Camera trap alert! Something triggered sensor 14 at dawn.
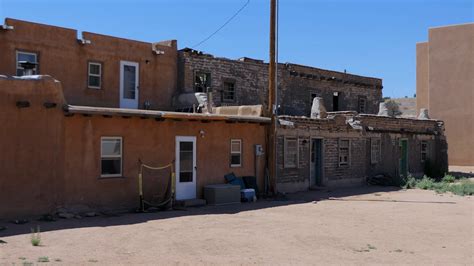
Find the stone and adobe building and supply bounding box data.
[416,23,474,166]
[0,18,448,217]
[177,48,383,115]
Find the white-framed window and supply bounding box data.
[101,137,122,177]
[223,81,236,102]
[88,62,102,89]
[230,139,242,167]
[284,137,298,168]
[371,138,381,164]
[16,51,38,76]
[421,140,428,163]
[338,139,350,166]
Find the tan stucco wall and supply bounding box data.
[416,42,429,111]
[416,23,474,166]
[0,76,66,218]
[0,77,266,218]
[0,18,177,110]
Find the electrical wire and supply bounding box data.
[191,0,250,48]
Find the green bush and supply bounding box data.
[442,174,456,183]
[30,226,41,246]
[415,176,435,190]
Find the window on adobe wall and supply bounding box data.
[223,80,236,102]
[333,92,339,111]
[88,62,102,89]
[421,141,429,163]
[16,51,38,76]
[284,137,298,168]
[195,71,211,93]
[371,138,381,164]
[230,139,242,167]
[338,139,350,166]
[358,96,367,113]
[101,137,123,177]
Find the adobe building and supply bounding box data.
[0,18,177,110]
[177,49,383,115]
[416,23,474,166]
[0,18,449,218]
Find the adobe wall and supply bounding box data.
[427,24,474,166]
[0,76,66,218]
[416,42,429,111]
[178,51,383,116]
[0,18,177,110]
[63,116,266,210]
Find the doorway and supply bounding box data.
[120,61,139,109]
[333,92,339,111]
[310,139,323,187]
[175,136,197,200]
[399,139,408,178]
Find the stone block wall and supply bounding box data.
[178,50,383,115]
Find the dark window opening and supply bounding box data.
[358,97,367,113]
[195,72,211,93]
[333,92,339,111]
[223,81,235,102]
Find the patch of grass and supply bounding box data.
[18,257,27,260]
[88,259,99,263]
[37,256,49,263]
[401,174,474,196]
[22,262,33,266]
[367,244,377,250]
[31,226,41,246]
[54,258,62,262]
[394,249,403,253]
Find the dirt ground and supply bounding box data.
[0,186,472,265]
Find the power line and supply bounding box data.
[191,0,250,49]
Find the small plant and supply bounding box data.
[37,256,49,263]
[442,174,456,183]
[367,244,377,250]
[402,174,418,189]
[54,258,62,262]
[88,259,99,263]
[30,226,41,246]
[415,176,435,190]
[22,262,33,266]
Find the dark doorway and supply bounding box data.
[310,139,323,187]
[333,92,339,111]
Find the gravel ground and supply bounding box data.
[0,186,472,265]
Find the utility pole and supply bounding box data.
[266,0,277,194]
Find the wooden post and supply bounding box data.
[266,0,277,194]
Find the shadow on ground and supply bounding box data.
[0,185,400,238]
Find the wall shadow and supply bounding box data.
[0,185,401,238]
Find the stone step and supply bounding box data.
[175,198,206,207]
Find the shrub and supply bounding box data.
[402,174,418,189]
[442,174,456,183]
[415,176,435,190]
[30,226,41,246]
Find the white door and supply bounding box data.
[175,136,197,200]
[120,61,139,109]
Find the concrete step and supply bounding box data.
[175,198,206,207]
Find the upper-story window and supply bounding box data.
[223,81,236,102]
[16,51,38,76]
[88,62,102,89]
[195,71,211,93]
[358,96,367,113]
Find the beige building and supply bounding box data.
[416,23,474,166]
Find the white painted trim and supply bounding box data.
[88,62,102,89]
[175,136,197,200]
[119,60,139,109]
[230,139,242,167]
[100,136,123,178]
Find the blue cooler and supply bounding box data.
[241,188,256,202]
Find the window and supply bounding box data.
[333,92,339,111]
[16,51,38,76]
[195,71,211,92]
[101,137,122,177]
[358,97,367,113]
[223,81,236,102]
[284,137,298,168]
[88,62,102,89]
[310,93,317,105]
[338,139,350,166]
[230,139,242,167]
[371,138,381,164]
[421,141,428,163]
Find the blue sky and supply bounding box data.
[1,0,472,98]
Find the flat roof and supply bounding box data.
[64,105,271,124]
